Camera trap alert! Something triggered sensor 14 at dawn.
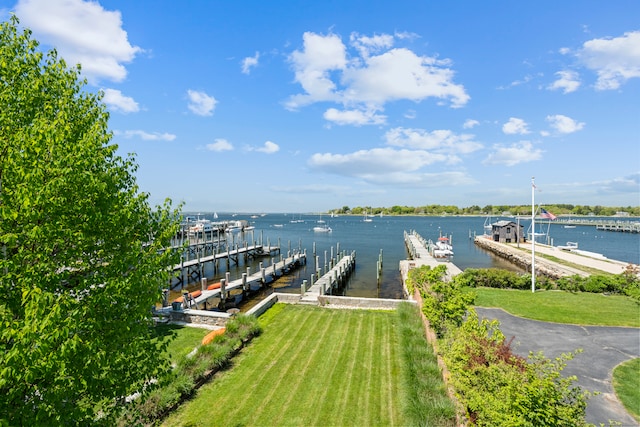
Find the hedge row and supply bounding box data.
[117,314,261,426]
[453,267,640,301]
[407,265,593,426]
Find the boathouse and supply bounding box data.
[490,220,525,243]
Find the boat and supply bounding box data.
[273,224,284,228]
[363,211,373,222]
[557,241,578,251]
[563,225,576,229]
[313,224,332,233]
[483,215,493,233]
[188,218,215,236]
[432,235,454,259]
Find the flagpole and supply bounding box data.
[531,177,536,293]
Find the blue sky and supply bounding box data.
[2,0,639,213]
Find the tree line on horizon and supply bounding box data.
[331,204,640,217]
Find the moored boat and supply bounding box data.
[313,224,332,233]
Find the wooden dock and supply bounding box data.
[554,218,640,233]
[170,241,281,288]
[174,251,307,310]
[400,230,462,284]
[301,250,357,303]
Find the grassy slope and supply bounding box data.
[162,305,405,426]
[612,358,640,423]
[472,287,640,327]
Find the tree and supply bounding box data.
[0,17,179,425]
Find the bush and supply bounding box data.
[443,310,591,426]
[408,265,475,337]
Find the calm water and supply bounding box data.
[180,213,640,300]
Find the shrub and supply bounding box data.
[408,265,475,337]
[443,310,591,426]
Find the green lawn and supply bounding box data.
[472,287,640,327]
[162,304,451,427]
[613,358,640,423]
[153,324,210,361]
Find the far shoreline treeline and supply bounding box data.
[327,204,640,217]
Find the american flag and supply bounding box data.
[540,208,557,220]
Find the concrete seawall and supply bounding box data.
[474,235,631,277]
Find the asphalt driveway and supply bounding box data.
[475,307,640,426]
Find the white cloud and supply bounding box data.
[578,30,640,90]
[241,51,260,74]
[547,70,581,93]
[502,117,530,135]
[308,146,474,187]
[349,32,394,58]
[286,32,347,108]
[309,147,447,176]
[385,127,482,155]
[102,88,139,113]
[546,114,585,134]
[286,31,469,113]
[187,90,217,116]
[255,141,280,154]
[323,108,386,126]
[15,0,141,83]
[206,138,233,152]
[483,141,543,166]
[463,119,479,129]
[117,130,176,141]
[342,47,469,107]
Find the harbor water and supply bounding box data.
[177,213,640,300]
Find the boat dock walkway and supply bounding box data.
[400,230,462,284]
[171,243,280,288]
[554,218,640,233]
[301,250,357,303]
[175,251,307,310]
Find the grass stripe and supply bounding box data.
[162,304,452,427]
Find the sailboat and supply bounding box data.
[363,211,373,222]
[483,215,492,233]
[313,223,332,233]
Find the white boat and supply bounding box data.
[432,235,454,258]
[558,241,578,251]
[313,224,332,233]
[563,225,576,229]
[188,218,215,236]
[363,211,373,222]
[273,224,284,228]
[483,215,493,232]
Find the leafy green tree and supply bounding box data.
[0,17,179,425]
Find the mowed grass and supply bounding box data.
[472,287,640,327]
[163,304,408,426]
[153,324,211,361]
[613,358,640,423]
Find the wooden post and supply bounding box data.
[219,278,226,308]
